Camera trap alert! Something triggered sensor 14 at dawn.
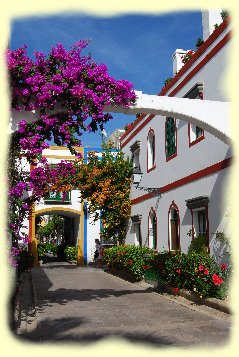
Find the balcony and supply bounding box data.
[44,191,71,204]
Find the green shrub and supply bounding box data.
[64,246,78,261]
[17,248,35,276]
[103,244,231,299]
[103,245,155,281]
[45,242,58,255]
[188,235,208,255]
[221,10,229,21]
[37,243,47,260]
[145,250,177,284]
[57,243,67,260]
[196,38,204,48]
[148,250,231,299]
[51,244,58,256]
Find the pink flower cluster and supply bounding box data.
[29,160,77,197]
[8,41,136,266]
[8,41,136,159]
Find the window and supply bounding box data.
[130,140,141,170]
[148,209,157,250]
[132,150,140,170]
[131,215,142,247]
[186,196,209,243]
[165,117,177,160]
[196,126,204,139]
[147,129,156,171]
[189,208,207,238]
[168,202,180,251]
[189,123,204,144]
[134,223,142,247]
[198,210,207,235]
[184,83,204,146]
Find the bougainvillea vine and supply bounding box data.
[7,41,136,266]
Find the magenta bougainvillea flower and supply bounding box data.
[8,41,136,265]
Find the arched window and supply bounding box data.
[148,208,157,250]
[168,202,180,251]
[147,129,156,171]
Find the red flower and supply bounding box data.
[147,265,151,270]
[176,269,181,274]
[198,265,204,271]
[173,287,180,293]
[143,265,147,270]
[212,274,224,286]
[221,263,227,271]
[204,269,209,275]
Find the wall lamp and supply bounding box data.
[131,167,161,194]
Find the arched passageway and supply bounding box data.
[31,207,83,266]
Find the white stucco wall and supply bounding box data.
[202,9,223,41]
[127,167,230,260]
[35,189,81,213]
[85,208,101,263]
[121,16,232,264]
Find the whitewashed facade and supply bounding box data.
[121,11,232,264]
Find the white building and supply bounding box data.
[28,146,85,265]
[120,10,232,264]
[30,146,118,265]
[107,128,125,149]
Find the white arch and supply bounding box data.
[104,91,231,145]
[10,91,231,144]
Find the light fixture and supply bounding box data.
[131,167,143,186]
[131,167,161,194]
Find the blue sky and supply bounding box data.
[10,11,202,147]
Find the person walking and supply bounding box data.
[93,239,102,267]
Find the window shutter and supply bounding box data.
[166,117,176,157]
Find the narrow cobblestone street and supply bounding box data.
[15,259,232,347]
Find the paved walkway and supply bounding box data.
[16,259,232,347]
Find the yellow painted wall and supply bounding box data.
[31,145,85,266]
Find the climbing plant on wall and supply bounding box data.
[29,144,133,245]
[75,144,133,244]
[7,41,136,265]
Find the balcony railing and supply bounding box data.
[44,191,71,203]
